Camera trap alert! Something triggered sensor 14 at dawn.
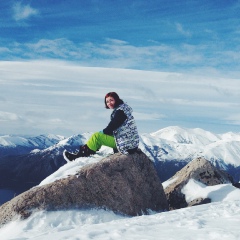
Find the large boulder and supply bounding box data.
[164,157,233,210]
[0,151,169,226]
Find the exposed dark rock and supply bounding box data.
[232,182,240,189]
[0,152,169,226]
[188,197,211,207]
[164,157,233,210]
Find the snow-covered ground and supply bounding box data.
[1,200,240,240]
[1,153,240,240]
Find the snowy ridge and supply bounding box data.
[141,126,240,166]
[56,132,93,148]
[1,126,240,167]
[150,126,220,145]
[39,133,92,153]
[0,134,65,148]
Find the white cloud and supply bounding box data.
[220,50,240,61]
[225,114,240,125]
[0,111,19,121]
[169,98,238,108]
[1,37,240,74]
[134,112,165,121]
[175,23,192,37]
[8,38,202,69]
[0,60,239,135]
[13,2,39,21]
[105,38,128,45]
[0,47,11,54]
[25,39,81,59]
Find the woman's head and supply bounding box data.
[104,92,123,109]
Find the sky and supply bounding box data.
[1,153,240,239]
[0,0,240,136]
[1,0,240,73]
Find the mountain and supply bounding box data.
[0,133,93,186]
[0,133,91,204]
[140,126,240,182]
[0,134,65,157]
[0,126,240,205]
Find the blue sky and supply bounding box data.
[1,0,240,73]
[0,1,240,136]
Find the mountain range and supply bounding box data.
[0,126,240,205]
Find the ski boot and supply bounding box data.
[63,144,95,162]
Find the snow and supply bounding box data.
[0,135,30,147]
[203,140,240,166]
[39,146,114,186]
[1,200,240,240]
[150,126,220,145]
[162,177,178,189]
[1,151,240,239]
[141,126,240,166]
[182,179,240,203]
[1,126,240,239]
[1,126,240,167]
[0,134,65,148]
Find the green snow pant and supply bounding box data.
[86,132,117,152]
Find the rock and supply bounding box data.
[164,157,233,210]
[0,151,169,226]
[188,197,211,207]
[232,182,240,189]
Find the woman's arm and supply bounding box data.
[103,110,127,135]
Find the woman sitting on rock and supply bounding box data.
[63,92,140,161]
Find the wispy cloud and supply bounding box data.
[0,47,11,54]
[26,39,78,58]
[13,2,39,21]
[225,114,240,126]
[0,111,19,121]
[175,23,192,37]
[0,38,211,71]
[134,112,166,121]
[0,60,239,135]
[1,35,240,74]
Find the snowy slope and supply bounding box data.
[0,134,65,148]
[1,200,240,240]
[0,134,66,157]
[151,126,220,145]
[1,126,240,167]
[141,126,240,167]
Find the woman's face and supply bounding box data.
[106,96,116,109]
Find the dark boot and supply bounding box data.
[63,150,79,162]
[113,148,119,154]
[78,144,96,157]
[63,144,95,162]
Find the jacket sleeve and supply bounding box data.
[103,110,127,135]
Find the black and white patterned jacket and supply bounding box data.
[109,103,139,154]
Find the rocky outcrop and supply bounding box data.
[0,151,169,226]
[164,157,233,210]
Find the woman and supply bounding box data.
[63,92,140,161]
